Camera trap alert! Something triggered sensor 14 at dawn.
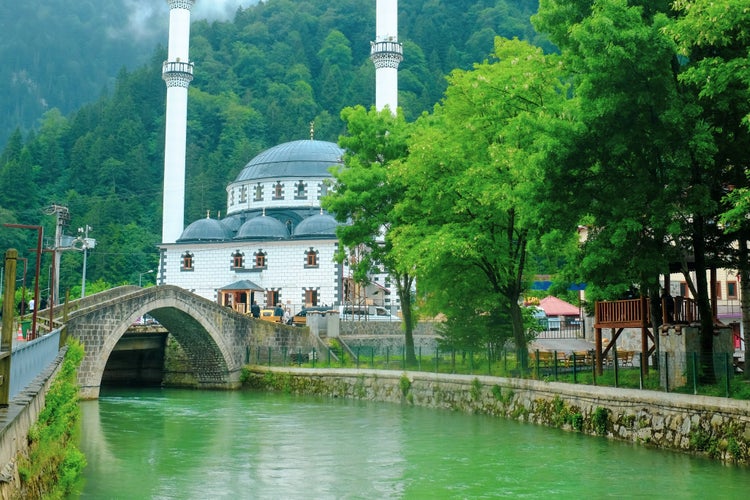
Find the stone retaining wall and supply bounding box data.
[0,347,68,497]
[246,367,750,464]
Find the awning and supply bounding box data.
[219,280,264,292]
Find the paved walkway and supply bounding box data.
[530,338,595,353]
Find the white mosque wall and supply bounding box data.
[161,239,340,312]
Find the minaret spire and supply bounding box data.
[161,0,195,244]
[371,0,402,114]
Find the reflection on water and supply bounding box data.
[74,388,749,499]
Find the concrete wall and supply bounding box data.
[0,347,67,497]
[246,367,750,464]
[660,326,735,389]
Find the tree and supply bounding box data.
[392,38,570,364]
[534,0,730,381]
[670,0,750,378]
[323,105,418,364]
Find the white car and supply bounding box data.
[338,305,401,322]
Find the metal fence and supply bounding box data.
[10,328,61,399]
[249,342,746,399]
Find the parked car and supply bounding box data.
[259,309,281,323]
[339,305,401,322]
[292,306,334,326]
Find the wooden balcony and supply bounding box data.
[594,298,646,329]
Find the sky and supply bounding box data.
[120,0,262,41]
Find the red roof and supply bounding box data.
[539,296,580,317]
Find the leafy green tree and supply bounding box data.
[535,0,734,380]
[670,0,750,378]
[323,106,418,364]
[392,38,570,364]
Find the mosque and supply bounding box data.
[156,0,402,316]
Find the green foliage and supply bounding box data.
[17,339,86,498]
[592,407,610,436]
[399,374,411,397]
[1,0,541,290]
[470,377,483,401]
[570,412,584,432]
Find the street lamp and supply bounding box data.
[75,226,95,298]
[139,270,154,287]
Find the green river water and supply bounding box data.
[73,388,748,499]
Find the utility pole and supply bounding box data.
[44,204,70,306]
[1,249,17,407]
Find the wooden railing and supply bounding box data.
[596,296,703,328]
[595,298,645,327]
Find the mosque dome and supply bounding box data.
[220,215,243,234]
[233,140,344,182]
[236,215,290,240]
[178,217,233,242]
[293,213,340,238]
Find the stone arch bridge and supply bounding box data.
[63,285,307,399]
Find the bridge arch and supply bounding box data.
[65,286,256,399]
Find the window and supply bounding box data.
[305,248,318,268]
[273,181,283,200]
[305,289,318,307]
[319,182,328,198]
[715,281,723,300]
[295,181,307,199]
[728,281,738,299]
[239,185,248,203]
[679,282,689,298]
[254,251,266,269]
[181,252,194,271]
[254,183,263,201]
[266,290,279,308]
[232,251,244,269]
[230,189,235,206]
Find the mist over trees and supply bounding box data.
[0,0,542,293]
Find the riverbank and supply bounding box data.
[244,366,750,465]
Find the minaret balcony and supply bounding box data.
[162,60,195,88]
[163,60,194,77]
[370,41,403,69]
[370,40,403,58]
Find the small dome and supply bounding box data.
[294,213,340,238]
[234,140,344,182]
[220,216,243,234]
[236,215,289,240]
[178,218,233,242]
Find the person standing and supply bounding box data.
[250,301,260,318]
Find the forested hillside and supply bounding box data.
[0,0,544,292]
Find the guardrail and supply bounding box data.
[10,329,61,399]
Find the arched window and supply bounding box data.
[319,182,328,198]
[254,183,263,201]
[305,248,318,268]
[239,185,248,203]
[181,252,194,271]
[273,181,283,200]
[232,250,244,269]
[254,250,267,269]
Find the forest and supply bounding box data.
[0,0,543,292]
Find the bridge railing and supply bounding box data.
[10,329,61,400]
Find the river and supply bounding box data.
[73,388,748,498]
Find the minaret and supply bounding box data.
[370,0,402,113]
[161,0,195,243]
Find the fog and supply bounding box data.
[117,0,262,42]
